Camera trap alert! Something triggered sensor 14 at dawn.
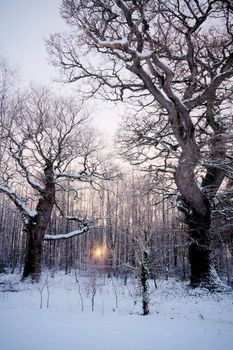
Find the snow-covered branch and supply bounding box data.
[93,35,153,60]
[55,170,117,182]
[13,153,45,193]
[0,183,37,218]
[44,226,90,240]
[184,68,233,109]
[66,215,90,224]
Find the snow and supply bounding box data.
[98,37,128,46]
[56,171,114,182]
[0,272,233,350]
[25,208,38,218]
[56,171,85,179]
[95,35,153,60]
[157,86,172,103]
[0,184,37,218]
[44,226,89,240]
[28,176,45,192]
[66,215,87,222]
[137,49,153,58]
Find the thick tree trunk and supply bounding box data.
[22,226,43,281]
[186,209,212,288]
[175,154,215,289]
[22,165,55,281]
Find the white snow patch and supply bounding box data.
[137,49,153,58]
[0,273,232,350]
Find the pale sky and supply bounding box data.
[0,0,120,137]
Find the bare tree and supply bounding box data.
[0,57,17,163]
[47,0,233,288]
[0,87,116,281]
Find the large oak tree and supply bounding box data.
[0,87,115,280]
[48,0,233,288]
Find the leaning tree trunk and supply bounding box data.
[22,165,55,281]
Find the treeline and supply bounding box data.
[1,173,232,282]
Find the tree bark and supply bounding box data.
[22,165,55,281]
[175,153,214,288]
[185,207,212,288]
[22,225,43,281]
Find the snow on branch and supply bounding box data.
[66,215,90,225]
[27,176,45,193]
[8,140,45,193]
[184,67,233,109]
[44,226,90,241]
[55,171,88,181]
[91,34,153,60]
[0,184,37,218]
[55,170,116,182]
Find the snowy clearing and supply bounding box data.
[0,272,233,350]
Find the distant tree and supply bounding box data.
[0,56,17,163]
[0,87,116,281]
[48,0,233,288]
[138,227,151,316]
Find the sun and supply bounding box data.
[93,246,106,260]
[95,247,102,258]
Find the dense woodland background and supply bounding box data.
[0,172,232,282]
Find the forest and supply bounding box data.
[0,1,233,349]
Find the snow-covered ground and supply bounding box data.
[0,271,233,350]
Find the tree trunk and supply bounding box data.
[175,155,214,289]
[186,208,212,288]
[22,164,55,281]
[22,226,43,281]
